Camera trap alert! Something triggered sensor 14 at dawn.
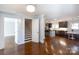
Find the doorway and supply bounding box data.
[25,18,40,43]
[4,17,17,54]
[25,19,32,42]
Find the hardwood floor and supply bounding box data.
[0,41,46,55]
[24,41,46,55]
[44,36,79,55]
[0,36,79,55]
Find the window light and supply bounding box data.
[71,23,79,30]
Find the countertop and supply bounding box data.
[50,28,68,31]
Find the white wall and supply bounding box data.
[39,15,45,43]
[0,16,4,49]
[15,18,25,44]
[32,15,45,43]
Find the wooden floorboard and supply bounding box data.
[0,36,79,55]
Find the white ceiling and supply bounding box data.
[0,4,79,20]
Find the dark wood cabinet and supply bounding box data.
[55,31,68,38]
[59,21,68,28]
[56,31,79,39]
[68,34,79,39]
[48,23,52,28]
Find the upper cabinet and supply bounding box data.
[59,21,68,28]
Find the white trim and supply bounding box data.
[32,39,39,43]
[16,41,25,45]
[0,46,4,49]
[40,40,44,44]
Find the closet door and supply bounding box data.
[32,18,39,42]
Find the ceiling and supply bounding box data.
[0,4,79,20]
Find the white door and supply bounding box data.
[32,18,39,42]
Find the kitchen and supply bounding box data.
[45,17,79,40]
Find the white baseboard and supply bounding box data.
[32,40,39,43]
[40,40,44,44]
[0,47,4,50]
[32,40,44,43]
[16,41,25,45]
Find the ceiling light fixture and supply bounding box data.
[26,5,35,13]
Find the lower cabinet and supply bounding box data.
[75,34,79,39]
[56,31,79,39]
[45,30,50,36]
[72,34,79,39]
[55,31,68,38]
[50,30,55,37]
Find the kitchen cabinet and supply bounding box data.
[50,30,55,37]
[55,31,68,38]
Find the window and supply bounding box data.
[4,17,17,36]
[51,23,59,29]
[71,23,79,30]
